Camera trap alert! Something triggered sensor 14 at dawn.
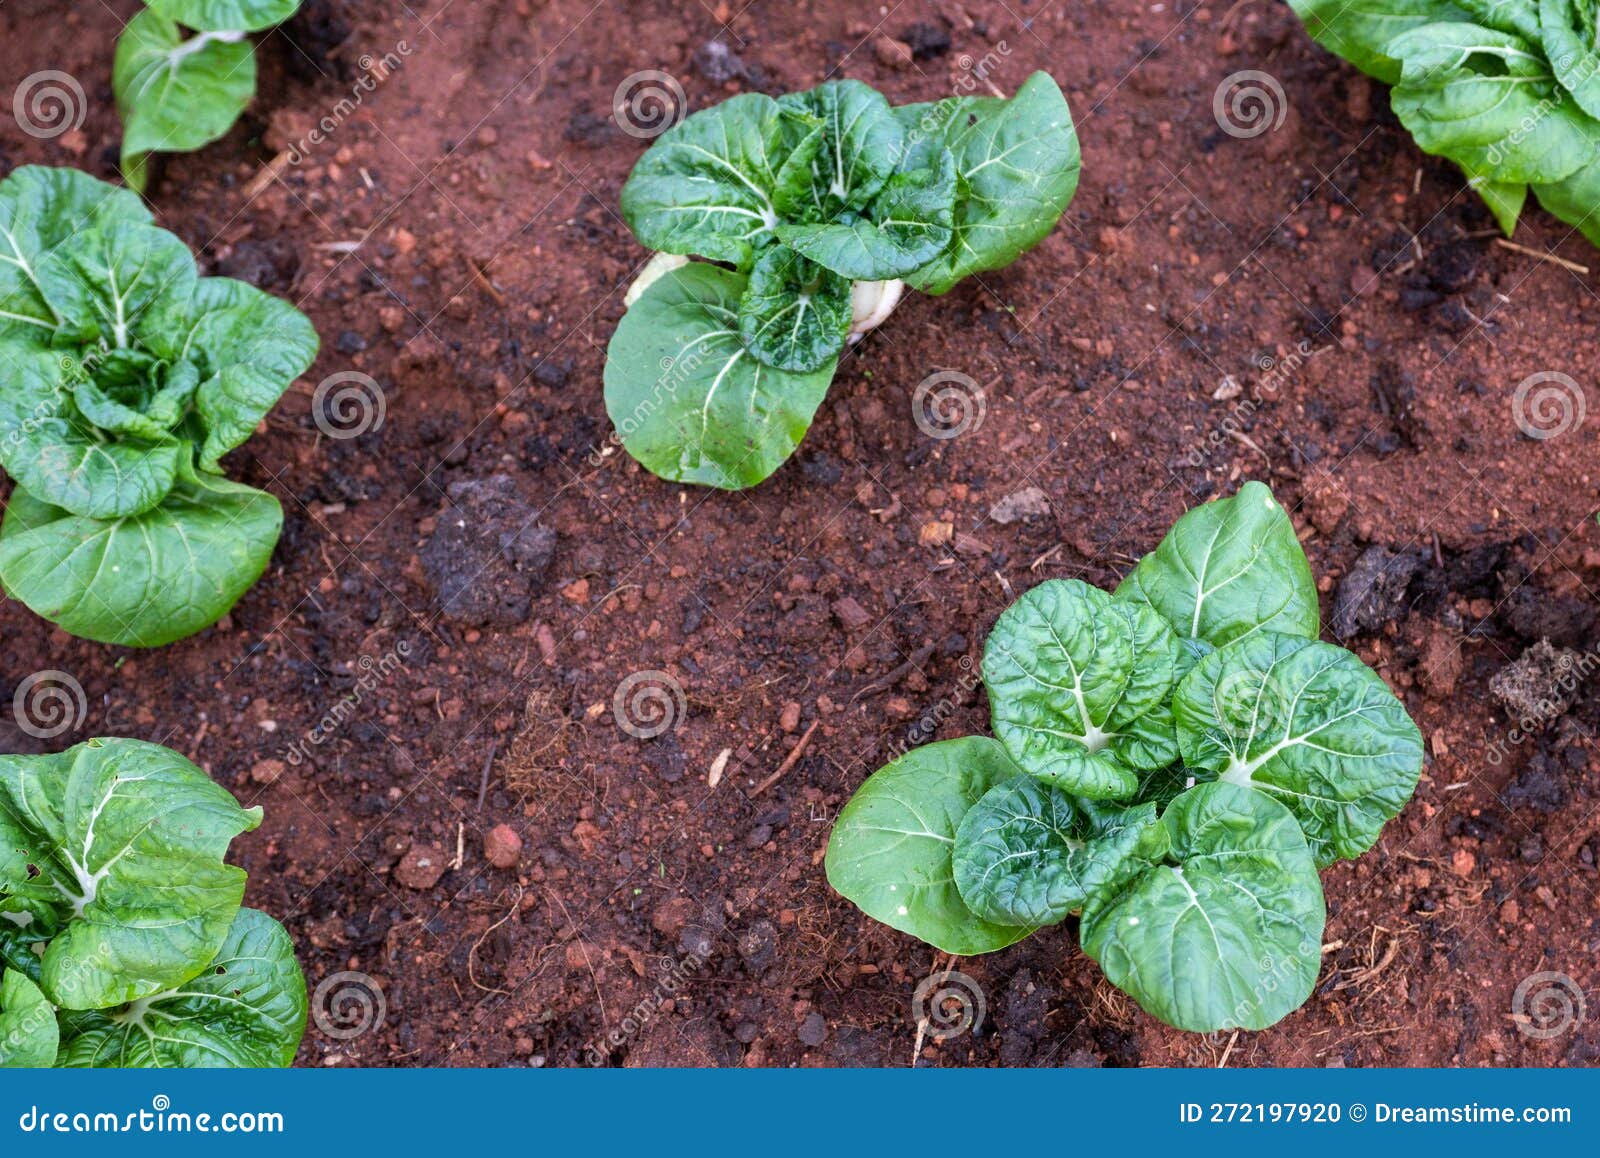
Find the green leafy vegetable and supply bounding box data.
[113,1,304,192]
[828,482,1423,1034]
[824,737,1036,955]
[1079,783,1326,1033]
[1172,632,1425,867]
[1,970,59,1068]
[1289,0,1600,246]
[608,73,1079,488]
[0,739,305,1069]
[0,165,317,646]
[1115,480,1320,647]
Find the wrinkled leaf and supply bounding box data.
[0,739,261,1011]
[114,11,257,193]
[0,341,184,519]
[0,167,151,338]
[825,737,1035,954]
[0,969,58,1068]
[984,578,1178,797]
[145,0,299,32]
[778,148,957,279]
[1115,480,1320,647]
[603,263,836,488]
[953,778,1163,926]
[72,356,200,441]
[1286,0,1468,84]
[620,95,821,268]
[1080,782,1327,1033]
[777,80,904,218]
[0,462,283,648]
[1540,0,1600,118]
[1173,632,1424,867]
[736,245,852,372]
[900,72,1081,295]
[1110,700,1181,771]
[57,908,306,1068]
[1458,0,1541,39]
[37,222,197,350]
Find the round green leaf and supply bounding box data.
[0,463,283,648]
[114,10,258,192]
[57,908,306,1068]
[1541,0,1600,119]
[1114,480,1320,647]
[736,245,851,373]
[953,779,1164,926]
[984,578,1176,797]
[603,262,836,489]
[0,969,59,1068]
[0,739,262,1011]
[1173,632,1424,867]
[777,80,904,218]
[1080,782,1327,1033]
[825,737,1036,955]
[146,0,300,32]
[1285,0,1468,85]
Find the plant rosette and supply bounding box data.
[114,1,305,192]
[825,481,1424,1033]
[0,738,306,1068]
[0,166,318,646]
[604,72,1081,489]
[1289,0,1600,247]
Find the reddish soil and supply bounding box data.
[2,0,1598,1068]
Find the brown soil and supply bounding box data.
[2,0,1598,1069]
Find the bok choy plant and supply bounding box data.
[114,0,306,192]
[0,738,307,1068]
[604,72,1080,489]
[0,166,319,647]
[825,482,1425,1033]
[1289,0,1600,246]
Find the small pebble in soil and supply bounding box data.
[484,824,523,869]
[797,1012,828,1047]
[396,844,447,889]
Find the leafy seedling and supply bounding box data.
[0,166,318,646]
[1289,0,1600,247]
[826,481,1424,1033]
[605,72,1080,489]
[114,1,304,192]
[0,738,307,1069]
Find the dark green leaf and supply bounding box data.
[1540,0,1600,118]
[736,245,851,372]
[953,779,1163,926]
[1172,632,1424,867]
[777,80,904,217]
[1114,480,1320,647]
[0,462,283,648]
[1080,782,1327,1032]
[825,737,1035,954]
[602,263,836,489]
[900,72,1081,295]
[145,0,300,32]
[619,94,821,268]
